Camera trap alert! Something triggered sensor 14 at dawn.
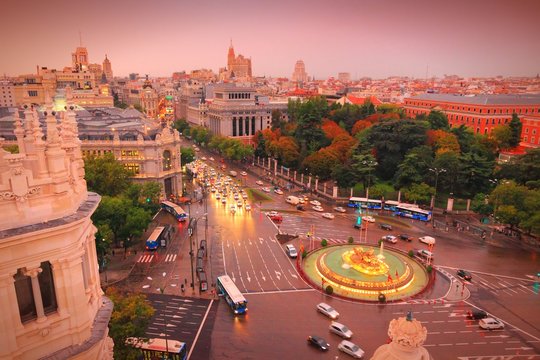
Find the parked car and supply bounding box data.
[381,235,397,244]
[338,340,365,359]
[333,206,347,213]
[307,335,330,351]
[362,216,376,223]
[399,234,413,242]
[479,317,505,330]
[419,236,436,245]
[312,205,324,212]
[262,187,271,193]
[241,171,247,176]
[310,200,321,206]
[417,249,434,259]
[316,302,339,319]
[296,204,305,211]
[322,213,335,220]
[256,180,264,185]
[379,223,393,231]
[457,269,472,281]
[274,188,284,195]
[329,321,353,339]
[467,309,488,320]
[285,244,298,258]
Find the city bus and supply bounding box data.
[394,205,432,222]
[160,201,188,222]
[216,275,248,315]
[145,226,166,251]
[348,197,382,210]
[383,200,400,211]
[125,337,187,360]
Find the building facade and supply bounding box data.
[221,41,252,81]
[102,55,113,82]
[404,94,540,147]
[292,60,308,85]
[0,80,15,107]
[207,84,288,144]
[140,76,158,118]
[0,101,113,359]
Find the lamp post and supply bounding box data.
[429,167,446,227]
[362,160,378,201]
[142,272,178,360]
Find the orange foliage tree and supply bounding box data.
[426,129,460,155]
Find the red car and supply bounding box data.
[270,214,283,222]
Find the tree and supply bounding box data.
[508,113,522,148]
[271,109,284,130]
[181,147,195,165]
[369,183,395,199]
[427,110,450,130]
[351,153,378,190]
[471,193,493,217]
[451,125,476,153]
[141,182,162,205]
[172,118,190,134]
[496,148,540,187]
[120,207,152,253]
[426,129,460,155]
[84,153,133,196]
[106,288,155,360]
[133,104,144,113]
[491,125,513,150]
[302,148,341,180]
[403,183,434,205]
[393,146,434,190]
[455,152,495,197]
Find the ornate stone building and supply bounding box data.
[220,41,252,81]
[140,75,158,118]
[0,98,113,358]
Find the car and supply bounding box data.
[230,205,236,213]
[245,204,251,211]
[467,309,488,320]
[307,335,330,351]
[417,249,434,259]
[234,194,239,200]
[262,187,271,193]
[241,171,247,176]
[399,234,413,242]
[256,180,264,185]
[362,216,376,223]
[381,235,397,244]
[419,236,436,245]
[194,147,200,152]
[285,244,298,258]
[316,302,339,319]
[242,193,248,199]
[296,204,305,211]
[329,321,353,339]
[237,201,243,207]
[457,269,472,281]
[338,340,365,359]
[298,198,305,204]
[379,223,393,231]
[353,223,366,230]
[266,211,279,217]
[221,198,227,204]
[269,214,283,222]
[479,317,504,330]
[201,156,207,161]
[215,193,221,200]
[312,205,324,212]
[310,200,321,206]
[322,212,335,219]
[274,188,284,195]
[333,206,347,213]
[209,157,215,161]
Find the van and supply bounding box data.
[417,249,434,259]
[285,244,298,258]
[286,196,300,205]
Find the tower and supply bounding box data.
[227,39,236,70]
[102,55,113,82]
[0,98,114,358]
[71,47,89,71]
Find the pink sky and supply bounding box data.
[1,0,539,79]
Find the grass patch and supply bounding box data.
[246,188,273,202]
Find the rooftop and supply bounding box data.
[407,93,540,106]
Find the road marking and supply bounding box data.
[289,270,298,279]
[519,283,538,294]
[221,242,227,274]
[246,271,251,283]
[260,271,266,281]
[275,271,281,280]
[455,343,468,345]
[187,300,214,360]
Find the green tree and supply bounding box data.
[133,104,144,113]
[181,147,195,165]
[172,118,190,134]
[271,109,284,130]
[369,183,395,199]
[455,152,495,198]
[427,110,450,130]
[491,125,513,150]
[451,125,476,153]
[471,193,493,217]
[92,196,128,247]
[84,153,134,196]
[496,148,540,186]
[508,113,522,148]
[106,288,155,360]
[120,207,152,253]
[403,182,434,205]
[113,93,128,109]
[351,153,378,190]
[393,146,434,190]
[141,182,162,205]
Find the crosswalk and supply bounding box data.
[137,253,178,263]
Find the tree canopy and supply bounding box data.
[85,153,134,196]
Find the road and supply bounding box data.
[131,149,540,359]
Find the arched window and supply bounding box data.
[163,150,172,170]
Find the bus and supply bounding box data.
[161,201,188,222]
[348,197,382,210]
[216,275,248,315]
[383,200,400,211]
[146,226,166,251]
[394,205,432,222]
[125,337,187,360]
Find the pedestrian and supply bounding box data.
[112,249,115,256]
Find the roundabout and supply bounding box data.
[300,243,431,302]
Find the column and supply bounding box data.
[332,185,338,198]
[293,171,297,182]
[300,174,304,184]
[24,267,46,323]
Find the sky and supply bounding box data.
[1,0,540,79]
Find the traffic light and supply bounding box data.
[146,197,151,203]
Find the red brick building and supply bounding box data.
[403,94,540,148]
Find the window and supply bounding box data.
[39,262,57,315]
[14,261,57,323]
[121,150,139,157]
[124,163,140,174]
[28,90,38,97]
[14,269,36,323]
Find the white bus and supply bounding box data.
[216,275,248,315]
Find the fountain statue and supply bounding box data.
[342,246,390,275]
[370,312,432,360]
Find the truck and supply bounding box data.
[229,170,238,177]
[286,195,300,205]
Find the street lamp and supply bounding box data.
[362,160,378,200]
[429,167,446,227]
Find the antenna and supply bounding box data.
[79,31,82,46]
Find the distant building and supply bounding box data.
[140,75,158,118]
[102,55,113,82]
[0,99,113,358]
[292,60,308,86]
[0,79,15,107]
[220,41,252,81]
[404,93,540,148]
[338,72,351,83]
[207,84,288,144]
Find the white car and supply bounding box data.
[256,180,264,186]
[245,204,251,211]
[221,198,227,204]
[274,188,284,195]
[241,171,247,176]
[329,321,353,339]
[237,201,243,207]
[312,205,324,212]
[262,187,271,193]
[333,206,347,213]
[338,340,365,359]
[230,205,236,213]
[419,236,436,245]
[362,216,376,223]
[381,235,397,244]
[316,303,339,320]
[417,249,434,259]
[209,157,215,161]
[322,213,335,220]
[310,200,321,206]
[266,211,279,217]
[201,156,207,161]
[215,193,221,200]
[285,244,298,258]
[242,193,248,199]
[479,317,505,330]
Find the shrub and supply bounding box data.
[348,236,354,244]
[408,249,414,258]
[426,265,433,273]
[302,250,307,259]
[321,239,328,247]
[325,285,334,295]
[378,293,386,303]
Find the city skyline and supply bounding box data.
[1,0,540,79]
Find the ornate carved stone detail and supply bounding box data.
[387,315,427,348]
[0,186,41,202]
